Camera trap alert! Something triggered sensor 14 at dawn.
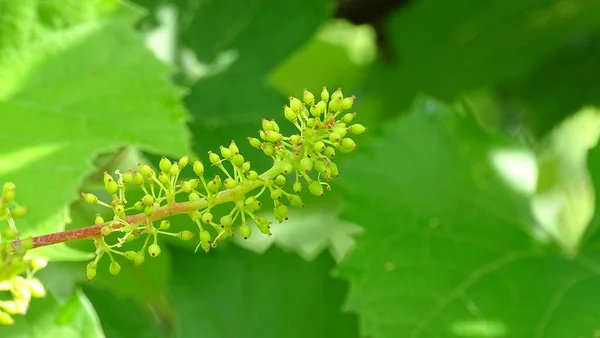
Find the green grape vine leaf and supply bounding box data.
[338,96,600,337]
[0,0,191,261]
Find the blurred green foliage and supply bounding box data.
[2,0,600,337]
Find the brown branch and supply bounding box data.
[13,164,283,249]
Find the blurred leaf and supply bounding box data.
[367,0,600,118]
[268,19,376,95]
[338,97,600,337]
[234,202,364,263]
[0,290,103,337]
[82,286,166,338]
[169,245,359,338]
[531,108,600,255]
[502,33,600,137]
[180,0,332,170]
[0,1,191,240]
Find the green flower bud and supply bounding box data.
[262,143,275,156]
[331,88,343,100]
[189,192,200,201]
[142,194,155,207]
[313,141,326,152]
[303,89,315,105]
[300,158,314,172]
[134,253,145,267]
[193,159,205,176]
[342,96,355,110]
[229,141,239,154]
[348,124,367,135]
[103,172,112,185]
[262,119,275,131]
[207,179,220,193]
[247,170,259,181]
[306,118,317,128]
[240,224,252,239]
[81,192,98,204]
[274,203,288,222]
[122,169,133,184]
[202,211,213,224]
[159,220,170,230]
[321,86,330,102]
[275,175,286,186]
[138,163,153,177]
[11,206,27,218]
[263,131,282,143]
[271,189,283,200]
[101,225,112,236]
[169,163,180,176]
[223,178,237,189]
[144,205,154,216]
[341,137,357,151]
[109,261,121,275]
[25,278,46,298]
[125,251,137,260]
[189,179,200,189]
[133,171,144,185]
[248,137,262,149]
[290,96,303,112]
[342,112,356,124]
[179,230,195,241]
[86,262,97,281]
[181,180,192,193]
[324,147,336,158]
[134,201,143,210]
[293,181,302,193]
[148,243,161,257]
[281,162,293,174]
[220,215,234,227]
[159,157,172,173]
[232,153,245,167]
[315,160,328,173]
[208,151,220,165]
[158,172,169,185]
[220,146,233,159]
[329,98,343,113]
[309,181,324,196]
[284,105,297,121]
[288,194,304,208]
[199,230,212,253]
[329,162,339,177]
[289,135,301,145]
[310,104,322,117]
[241,161,251,173]
[179,154,189,168]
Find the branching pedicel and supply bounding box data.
[0,87,366,322]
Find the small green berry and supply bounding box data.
[142,194,155,206]
[348,124,366,135]
[232,153,245,167]
[158,172,169,184]
[329,98,343,113]
[134,201,143,210]
[144,205,154,216]
[159,157,172,173]
[220,146,233,159]
[284,105,297,121]
[181,180,192,193]
[138,163,154,177]
[289,135,301,145]
[220,215,234,227]
[133,171,144,185]
[324,147,336,158]
[134,253,145,267]
[293,181,302,194]
[300,158,314,172]
[207,180,220,193]
[262,143,275,156]
[109,261,121,275]
[228,141,239,154]
[189,192,200,201]
[331,88,343,100]
[271,189,283,200]
[313,141,326,153]
[309,181,324,196]
[275,175,286,186]
[303,89,315,105]
[281,162,293,174]
[148,244,161,257]
[248,137,262,149]
[274,203,289,222]
[247,170,259,181]
[82,192,98,204]
[122,170,133,184]
[329,162,339,177]
[193,159,205,176]
[240,224,252,239]
[342,112,356,124]
[169,163,180,176]
[159,220,170,230]
[288,194,304,208]
[202,211,213,224]
[179,154,190,168]
[10,206,27,218]
[342,96,355,110]
[208,151,220,164]
[86,262,97,281]
[115,204,126,215]
[321,87,330,102]
[179,230,195,241]
[262,119,275,131]
[223,178,237,189]
[290,96,303,112]
[341,138,357,151]
[125,251,137,260]
[241,161,251,173]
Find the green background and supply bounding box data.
[2,0,600,337]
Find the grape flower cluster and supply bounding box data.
[0,183,47,325]
[78,87,367,281]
